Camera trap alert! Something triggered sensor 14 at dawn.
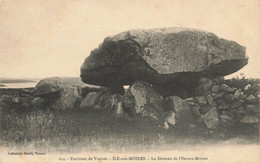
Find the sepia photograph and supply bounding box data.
[0,0,259,162]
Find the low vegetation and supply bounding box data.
[0,76,259,152]
[0,109,258,153]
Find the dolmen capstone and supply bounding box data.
[80,27,248,92]
[79,27,251,129]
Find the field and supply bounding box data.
[0,108,258,153]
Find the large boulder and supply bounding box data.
[105,94,123,111]
[123,81,165,121]
[32,77,85,110]
[32,77,85,97]
[81,27,248,89]
[203,107,219,129]
[166,96,196,125]
[50,86,82,110]
[80,92,100,109]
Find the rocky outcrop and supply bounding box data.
[32,77,85,97]
[81,27,248,90]
[32,77,85,110]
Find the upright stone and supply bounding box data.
[166,96,196,125]
[123,81,165,121]
[203,107,219,129]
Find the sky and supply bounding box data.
[0,0,259,79]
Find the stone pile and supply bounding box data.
[0,77,86,112]
[0,88,34,113]
[185,77,259,129]
[31,77,85,110]
[78,78,259,129]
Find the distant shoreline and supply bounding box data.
[0,84,6,87]
[0,79,36,83]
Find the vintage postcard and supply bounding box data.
[0,0,259,162]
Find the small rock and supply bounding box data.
[246,105,259,113]
[196,78,213,94]
[200,105,212,114]
[246,95,257,104]
[217,103,230,110]
[196,115,204,123]
[212,92,225,100]
[212,77,224,84]
[211,85,220,93]
[234,89,241,100]
[221,84,237,93]
[240,115,259,123]
[221,110,234,117]
[22,88,34,94]
[98,88,123,107]
[81,86,106,98]
[230,101,242,109]
[191,106,201,116]
[238,99,245,103]
[184,97,195,102]
[225,94,235,102]
[189,124,197,129]
[195,96,207,106]
[113,102,124,115]
[252,84,260,91]
[206,95,214,105]
[12,97,20,103]
[235,106,247,118]
[32,97,44,105]
[244,84,252,91]
[203,107,219,129]
[104,94,123,111]
[211,101,217,107]
[80,92,100,109]
[220,119,232,127]
[227,87,237,93]
[94,105,104,110]
[256,93,260,99]
[162,111,176,126]
[220,114,232,121]
[186,101,196,106]
[221,84,229,92]
[216,98,225,105]
[239,93,246,100]
[20,97,32,109]
[163,122,169,129]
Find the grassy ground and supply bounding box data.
[0,108,258,153]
